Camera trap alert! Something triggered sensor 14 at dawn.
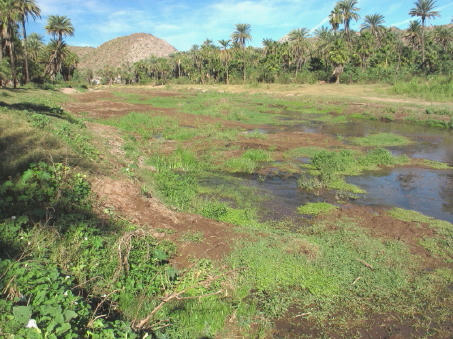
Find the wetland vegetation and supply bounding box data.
[1,82,453,338]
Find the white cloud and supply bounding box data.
[391,18,411,28]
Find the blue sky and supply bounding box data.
[27,0,453,51]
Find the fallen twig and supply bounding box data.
[293,312,312,318]
[356,258,374,270]
[351,276,361,285]
[134,267,247,330]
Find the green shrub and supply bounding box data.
[0,162,91,221]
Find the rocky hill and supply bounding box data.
[69,33,177,71]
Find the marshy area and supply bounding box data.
[1,83,452,338]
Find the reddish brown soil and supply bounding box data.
[321,205,436,260]
[91,176,234,268]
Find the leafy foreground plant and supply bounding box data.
[0,162,239,338]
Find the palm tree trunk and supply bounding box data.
[22,20,30,84]
[242,48,246,82]
[8,41,17,88]
[226,62,229,85]
[421,19,425,64]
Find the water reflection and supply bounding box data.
[347,168,453,222]
[280,113,453,164]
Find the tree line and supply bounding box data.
[1,0,452,87]
[0,0,77,87]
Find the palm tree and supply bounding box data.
[404,20,422,50]
[262,38,276,56]
[231,23,252,81]
[15,0,41,83]
[336,0,361,39]
[329,6,342,33]
[45,15,74,44]
[361,14,386,41]
[287,28,311,77]
[356,31,375,68]
[409,0,440,63]
[218,39,231,84]
[0,0,20,87]
[43,38,70,80]
[432,26,453,52]
[202,38,214,48]
[44,15,74,81]
[314,27,335,71]
[26,32,44,61]
[328,38,348,83]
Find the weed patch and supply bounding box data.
[297,202,338,215]
[351,133,412,147]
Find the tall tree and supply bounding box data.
[287,28,311,77]
[432,26,453,52]
[231,23,252,81]
[44,15,74,80]
[15,0,41,83]
[336,0,360,39]
[409,0,440,63]
[43,38,69,80]
[45,15,74,44]
[0,0,20,87]
[25,31,43,61]
[328,38,348,83]
[314,26,335,70]
[218,39,231,84]
[356,31,375,68]
[361,14,386,41]
[329,6,342,33]
[404,20,422,50]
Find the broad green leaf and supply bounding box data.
[13,306,32,325]
[63,309,78,322]
[55,322,71,335]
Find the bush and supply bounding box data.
[0,162,91,221]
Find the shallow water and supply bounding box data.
[285,117,453,164]
[347,168,453,222]
[245,115,453,223]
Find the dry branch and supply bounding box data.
[133,267,247,330]
[356,258,374,270]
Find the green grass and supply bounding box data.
[179,230,204,243]
[419,159,452,169]
[297,202,338,215]
[284,146,327,159]
[350,133,412,147]
[4,86,453,338]
[102,112,177,138]
[222,149,272,173]
[226,217,438,331]
[390,75,453,102]
[388,208,453,263]
[298,148,407,193]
